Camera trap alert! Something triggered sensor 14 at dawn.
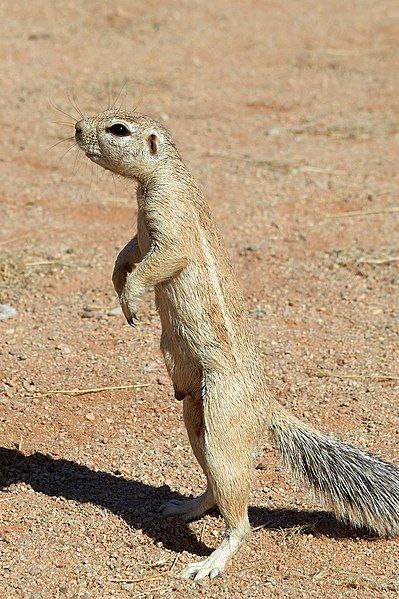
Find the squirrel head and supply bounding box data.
[75,110,178,181]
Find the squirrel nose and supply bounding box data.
[75,121,83,135]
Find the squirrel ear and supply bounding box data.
[147,133,158,155]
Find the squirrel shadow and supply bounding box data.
[0,447,372,558]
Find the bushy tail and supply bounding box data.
[269,405,399,537]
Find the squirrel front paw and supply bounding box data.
[119,288,139,326]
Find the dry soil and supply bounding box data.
[0,1,398,598]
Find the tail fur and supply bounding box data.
[269,405,399,537]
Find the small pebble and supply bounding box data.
[0,304,17,322]
[265,126,284,136]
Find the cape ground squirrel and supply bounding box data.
[74,110,399,580]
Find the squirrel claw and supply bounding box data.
[127,313,138,327]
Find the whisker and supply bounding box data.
[51,120,75,127]
[59,141,78,162]
[70,89,85,118]
[61,145,82,181]
[106,84,112,111]
[70,145,80,175]
[118,92,127,112]
[132,83,144,112]
[95,158,100,188]
[111,172,119,206]
[110,79,127,111]
[66,90,84,119]
[73,149,85,176]
[49,98,77,122]
[89,161,95,197]
[48,136,75,151]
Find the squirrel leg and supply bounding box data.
[180,381,253,580]
[159,394,215,520]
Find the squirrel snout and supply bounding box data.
[75,121,83,136]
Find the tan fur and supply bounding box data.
[74,110,399,580]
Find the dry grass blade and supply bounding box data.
[200,520,207,542]
[25,260,66,267]
[131,589,170,599]
[41,383,151,397]
[0,234,29,247]
[325,49,372,56]
[205,152,295,172]
[169,553,180,573]
[312,569,328,581]
[325,207,399,218]
[337,573,399,591]
[252,518,276,532]
[261,484,287,500]
[0,252,25,287]
[0,496,19,503]
[299,166,346,175]
[356,255,399,265]
[101,196,130,204]
[311,369,399,382]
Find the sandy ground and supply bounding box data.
[0,1,398,597]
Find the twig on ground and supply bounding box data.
[109,575,164,583]
[311,369,398,382]
[325,207,399,218]
[40,383,151,396]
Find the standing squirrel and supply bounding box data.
[75,110,399,580]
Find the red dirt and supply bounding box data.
[0,1,398,597]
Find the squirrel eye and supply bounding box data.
[107,123,130,136]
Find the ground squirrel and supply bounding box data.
[74,109,399,580]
